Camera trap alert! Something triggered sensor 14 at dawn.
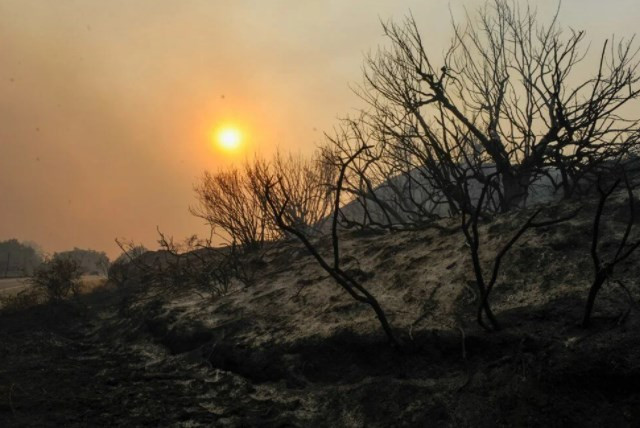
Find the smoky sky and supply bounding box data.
[1,0,638,258]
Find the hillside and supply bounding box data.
[2,193,640,427]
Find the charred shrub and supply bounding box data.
[29,257,82,302]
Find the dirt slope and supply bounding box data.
[2,194,640,426]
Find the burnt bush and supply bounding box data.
[29,257,82,302]
[108,244,147,288]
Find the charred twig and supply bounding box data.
[613,280,640,325]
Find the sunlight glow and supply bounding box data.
[216,126,242,151]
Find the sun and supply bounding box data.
[215,126,242,151]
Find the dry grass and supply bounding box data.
[0,274,107,311]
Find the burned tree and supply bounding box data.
[330,0,640,225]
[248,151,337,237]
[193,153,336,250]
[191,162,278,251]
[264,145,401,347]
[462,174,579,331]
[321,119,454,230]
[583,170,640,327]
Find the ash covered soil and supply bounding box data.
[2,197,640,427]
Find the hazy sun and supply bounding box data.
[215,126,242,151]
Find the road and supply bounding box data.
[0,277,29,294]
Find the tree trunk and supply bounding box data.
[477,289,501,331]
[582,273,607,328]
[501,171,528,212]
[366,296,402,348]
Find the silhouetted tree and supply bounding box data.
[264,145,401,347]
[249,151,337,237]
[328,0,640,223]
[462,173,579,331]
[193,152,336,250]
[583,169,640,327]
[191,162,277,251]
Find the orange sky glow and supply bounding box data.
[1,0,639,258]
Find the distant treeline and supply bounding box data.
[0,239,110,278]
[54,248,110,276]
[0,239,42,277]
